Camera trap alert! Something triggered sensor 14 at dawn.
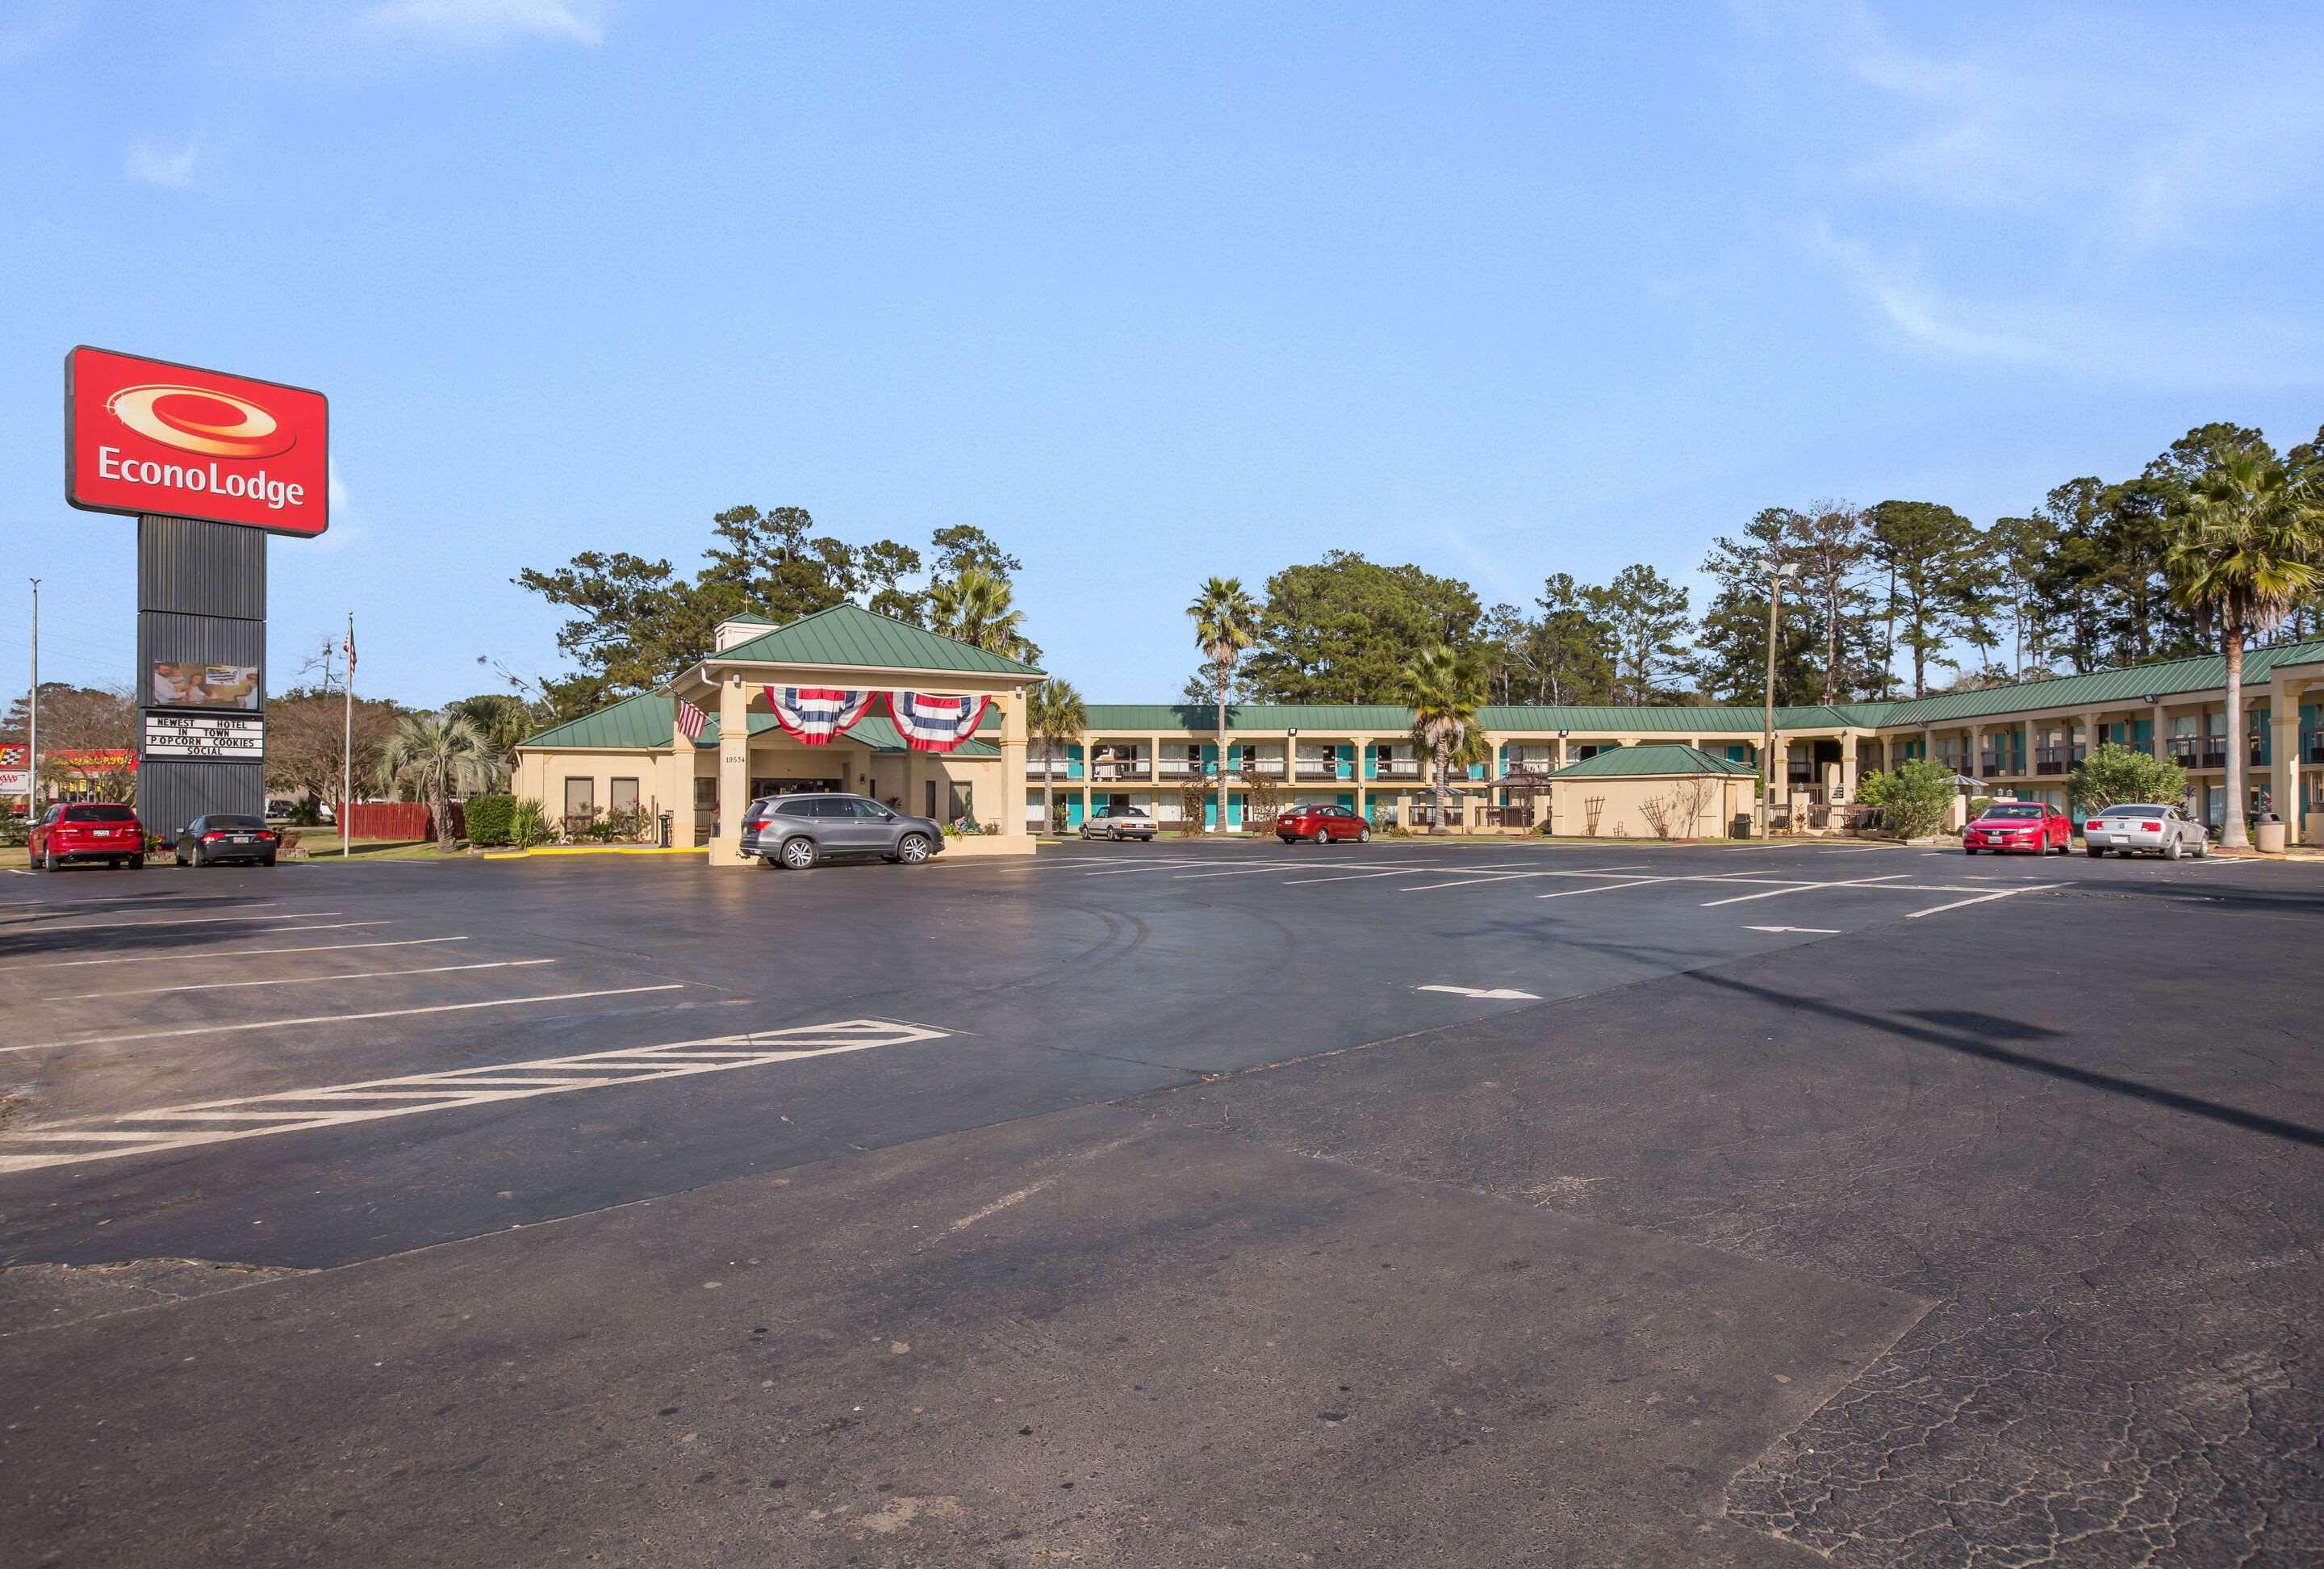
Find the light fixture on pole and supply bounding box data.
[1760,562,1800,839]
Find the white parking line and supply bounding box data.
[9,908,335,933]
[1699,874,1911,907]
[1903,885,2061,919]
[45,958,556,1001]
[0,1018,949,1174]
[1171,862,1319,879]
[1536,877,1676,899]
[1,984,687,1053]
[1744,925,1841,934]
[23,929,432,969]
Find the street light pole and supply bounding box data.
[24,579,36,817]
[1760,563,1798,839]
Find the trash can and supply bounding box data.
[1730,814,1753,840]
[2254,813,2286,853]
[657,811,674,849]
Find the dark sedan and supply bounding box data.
[173,814,280,867]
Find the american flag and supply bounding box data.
[342,618,356,673]
[675,697,707,742]
[886,691,993,753]
[763,686,876,745]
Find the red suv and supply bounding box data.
[1962,801,2072,855]
[29,802,147,871]
[1275,803,1371,843]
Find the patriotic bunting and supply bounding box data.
[763,686,876,744]
[886,690,993,753]
[675,697,708,742]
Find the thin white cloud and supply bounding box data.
[362,0,607,46]
[1808,220,2046,365]
[124,138,200,189]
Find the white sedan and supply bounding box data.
[2082,803,2209,859]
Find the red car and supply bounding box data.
[28,801,147,871]
[1962,801,2073,855]
[1275,803,1371,843]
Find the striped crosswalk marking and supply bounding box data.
[0,1019,949,1174]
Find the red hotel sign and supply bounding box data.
[65,346,328,536]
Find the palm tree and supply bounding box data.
[1027,677,1087,835]
[1187,577,1260,833]
[2166,452,2324,848]
[1403,644,1484,835]
[447,694,526,793]
[928,567,1038,663]
[382,713,494,852]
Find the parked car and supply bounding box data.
[28,801,145,870]
[2082,802,2209,860]
[173,814,280,867]
[1080,805,1156,841]
[1275,802,1372,843]
[740,793,943,870]
[1962,801,2073,855]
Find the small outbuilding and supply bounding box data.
[1544,743,1757,839]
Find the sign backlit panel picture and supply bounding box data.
[152,662,260,711]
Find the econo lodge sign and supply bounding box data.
[66,345,328,536]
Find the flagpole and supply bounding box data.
[342,611,353,861]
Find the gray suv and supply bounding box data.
[740,793,944,870]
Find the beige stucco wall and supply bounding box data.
[1548,773,1745,839]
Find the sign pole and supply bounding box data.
[25,579,36,817]
[342,611,353,860]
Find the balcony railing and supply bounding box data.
[1294,761,1340,779]
[1156,759,1202,778]
[1372,760,1422,779]
[2034,745,2083,776]
[1089,760,1151,781]
[1026,758,1073,777]
[1244,759,1285,776]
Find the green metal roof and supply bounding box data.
[522,689,676,750]
[522,691,997,755]
[711,602,1043,678]
[1879,637,2324,725]
[1549,743,1757,779]
[1082,701,1873,734]
[1082,704,1419,732]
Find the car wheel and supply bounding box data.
[45,844,62,872]
[1962,846,1976,855]
[261,854,276,867]
[1358,827,1370,843]
[2195,839,2209,858]
[2163,838,2181,861]
[779,836,817,870]
[2084,847,2103,857]
[1279,835,1296,845]
[191,843,207,868]
[897,833,931,864]
[129,855,144,870]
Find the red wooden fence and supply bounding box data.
[345,801,464,841]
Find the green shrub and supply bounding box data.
[464,793,516,847]
[2071,743,2187,814]
[1857,758,1955,840]
[509,797,550,847]
[0,814,27,848]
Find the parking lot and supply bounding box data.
[2,838,2320,1565]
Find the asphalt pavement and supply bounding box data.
[1,837,2317,1565]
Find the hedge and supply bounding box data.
[463,793,516,847]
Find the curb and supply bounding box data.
[479,845,709,860]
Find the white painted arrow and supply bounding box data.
[1416,984,1541,1001]
[1742,925,1841,935]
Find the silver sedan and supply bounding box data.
[2081,802,2209,859]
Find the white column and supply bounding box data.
[667,694,697,848]
[999,687,1028,841]
[713,674,749,866]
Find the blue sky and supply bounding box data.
[5,0,2321,707]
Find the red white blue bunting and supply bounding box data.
[886,691,993,753]
[763,686,876,745]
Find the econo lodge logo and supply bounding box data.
[107,384,298,461]
[67,346,329,536]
